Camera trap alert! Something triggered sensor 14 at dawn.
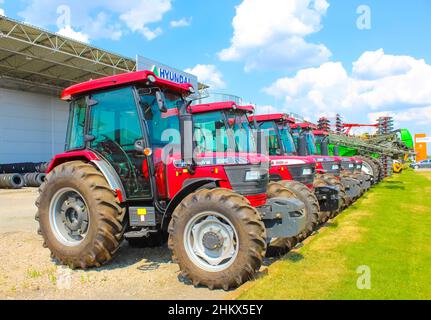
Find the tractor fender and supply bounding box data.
[46,150,127,202]
[161,178,222,229]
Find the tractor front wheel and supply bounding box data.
[35,161,126,269]
[168,188,266,290]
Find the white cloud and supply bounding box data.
[218,0,331,71]
[369,107,431,126]
[170,17,192,28]
[18,0,172,42]
[57,26,90,43]
[0,8,4,16]
[119,0,171,40]
[185,64,226,89]
[263,49,431,126]
[353,49,416,80]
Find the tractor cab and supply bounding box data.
[249,114,316,187]
[290,123,341,177]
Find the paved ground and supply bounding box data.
[0,189,227,300]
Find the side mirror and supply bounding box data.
[155,91,167,113]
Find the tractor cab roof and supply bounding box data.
[249,114,295,124]
[189,101,254,114]
[290,122,318,130]
[313,130,329,136]
[61,70,194,101]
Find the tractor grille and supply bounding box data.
[288,164,315,185]
[321,161,340,176]
[224,165,268,196]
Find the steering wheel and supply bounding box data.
[98,134,135,177]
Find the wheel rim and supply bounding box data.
[49,187,90,246]
[184,211,239,273]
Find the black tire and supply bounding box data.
[265,182,300,257]
[372,158,385,182]
[35,161,126,269]
[318,174,348,216]
[168,188,266,290]
[279,180,320,241]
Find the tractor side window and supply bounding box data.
[65,98,86,151]
[260,121,281,156]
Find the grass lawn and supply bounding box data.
[237,170,431,300]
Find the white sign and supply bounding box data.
[416,137,431,143]
[136,55,198,91]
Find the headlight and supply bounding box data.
[302,168,312,175]
[332,164,339,170]
[245,170,262,181]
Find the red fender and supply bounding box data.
[46,150,100,173]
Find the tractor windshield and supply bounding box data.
[193,110,257,154]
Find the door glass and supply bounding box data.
[65,98,86,151]
[89,87,151,200]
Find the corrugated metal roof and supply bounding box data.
[0,16,207,91]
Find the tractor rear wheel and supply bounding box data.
[168,188,266,290]
[35,161,126,269]
[265,182,301,257]
[279,180,320,241]
[373,158,385,182]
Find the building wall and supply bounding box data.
[0,87,69,164]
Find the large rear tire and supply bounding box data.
[279,180,320,241]
[35,161,126,269]
[168,188,266,290]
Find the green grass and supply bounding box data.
[238,170,431,300]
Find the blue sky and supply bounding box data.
[1,0,431,138]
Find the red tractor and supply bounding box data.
[290,122,361,207]
[313,130,372,194]
[35,71,306,290]
[248,113,340,232]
